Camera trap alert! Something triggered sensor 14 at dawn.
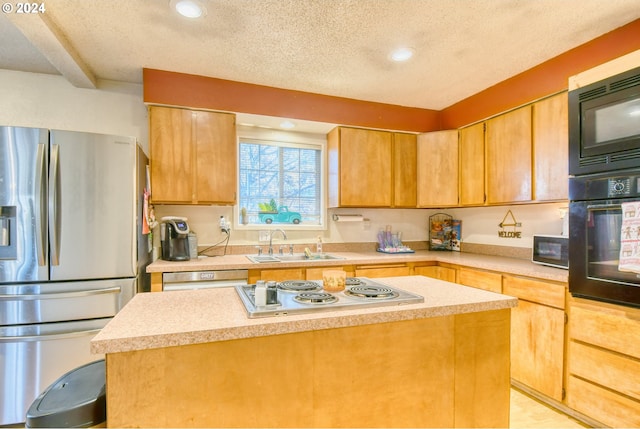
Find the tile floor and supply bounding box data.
[510,388,589,428]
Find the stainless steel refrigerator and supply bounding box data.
[0,126,149,425]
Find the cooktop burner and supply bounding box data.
[235,277,424,318]
[345,277,362,286]
[344,286,399,300]
[278,280,322,292]
[293,292,339,305]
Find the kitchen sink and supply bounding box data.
[246,253,344,263]
[277,253,344,261]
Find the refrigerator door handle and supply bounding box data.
[49,144,61,266]
[0,328,102,342]
[35,143,47,265]
[0,286,121,301]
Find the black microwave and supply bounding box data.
[569,65,640,176]
[532,235,569,269]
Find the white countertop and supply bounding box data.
[91,275,517,355]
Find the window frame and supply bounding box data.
[234,125,327,231]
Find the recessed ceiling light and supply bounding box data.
[389,47,415,62]
[280,120,295,129]
[171,0,206,19]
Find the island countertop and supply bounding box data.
[91,275,517,355]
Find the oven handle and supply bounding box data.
[586,203,622,210]
[0,286,121,301]
[0,328,102,343]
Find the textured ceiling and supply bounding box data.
[1,0,639,111]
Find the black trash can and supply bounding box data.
[26,360,106,428]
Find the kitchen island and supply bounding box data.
[91,275,517,428]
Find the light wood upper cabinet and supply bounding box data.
[392,133,417,207]
[328,127,392,207]
[149,107,193,203]
[417,130,459,207]
[532,93,569,201]
[149,106,237,205]
[486,105,532,204]
[459,122,486,206]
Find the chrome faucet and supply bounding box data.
[268,229,287,255]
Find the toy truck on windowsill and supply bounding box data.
[258,206,302,224]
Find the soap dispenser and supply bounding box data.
[316,236,323,254]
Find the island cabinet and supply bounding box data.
[149,106,237,205]
[532,93,569,201]
[503,275,566,402]
[96,277,515,428]
[485,105,532,204]
[459,122,486,206]
[416,130,459,207]
[566,298,640,427]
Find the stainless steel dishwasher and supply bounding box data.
[162,270,249,291]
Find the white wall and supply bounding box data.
[1,69,566,251]
[0,70,148,153]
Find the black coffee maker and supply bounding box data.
[160,217,191,261]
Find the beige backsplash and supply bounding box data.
[155,202,565,261]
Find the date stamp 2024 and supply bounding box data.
[2,2,46,14]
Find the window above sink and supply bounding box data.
[235,124,328,231]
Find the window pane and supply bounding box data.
[238,139,322,226]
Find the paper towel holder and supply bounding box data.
[332,214,364,222]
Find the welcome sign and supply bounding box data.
[498,210,522,238]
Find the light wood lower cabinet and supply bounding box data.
[503,275,566,402]
[414,265,457,282]
[457,267,502,293]
[249,268,304,284]
[567,298,640,427]
[354,264,411,278]
[305,266,354,280]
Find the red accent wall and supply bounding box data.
[143,69,440,133]
[144,18,640,133]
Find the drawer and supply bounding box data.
[569,341,640,402]
[305,266,354,280]
[567,375,640,428]
[457,268,502,293]
[256,268,305,282]
[570,299,640,359]
[354,265,410,278]
[502,275,565,309]
[414,266,456,282]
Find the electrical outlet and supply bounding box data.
[259,230,270,242]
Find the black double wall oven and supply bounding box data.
[568,65,640,308]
